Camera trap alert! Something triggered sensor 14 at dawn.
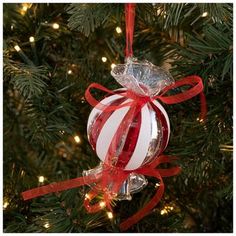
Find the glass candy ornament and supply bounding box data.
[85,58,174,200]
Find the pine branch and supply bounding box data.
[4,52,49,99]
[67,4,113,37]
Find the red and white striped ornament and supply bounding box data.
[87,91,170,171]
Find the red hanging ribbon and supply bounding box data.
[125,3,136,58]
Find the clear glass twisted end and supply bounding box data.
[111,57,174,97]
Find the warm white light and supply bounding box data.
[160,209,167,215]
[116,26,122,34]
[101,57,107,62]
[99,201,106,208]
[29,36,35,43]
[107,212,113,219]
[67,70,72,75]
[11,25,14,30]
[196,117,204,123]
[202,12,208,17]
[74,135,81,143]
[85,193,90,200]
[14,45,21,52]
[52,23,60,29]
[3,201,9,209]
[22,6,28,12]
[44,222,50,228]
[157,9,162,15]
[111,63,116,69]
[38,176,45,183]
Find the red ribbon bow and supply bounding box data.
[22,155,180,232]
[85,75,207,121]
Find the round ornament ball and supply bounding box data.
[87,90,170,171]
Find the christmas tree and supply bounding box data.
[3,3,233,233]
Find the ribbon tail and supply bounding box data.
[22,175,97,201]
[119,170,164,231]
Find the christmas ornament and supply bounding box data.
[22,3,207,231]
[87,61,172,171]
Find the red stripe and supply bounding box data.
[141,102,169,166]
[88,96,126,151]
[115,105,142,168]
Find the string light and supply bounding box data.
[202,12,208,17]
[22,6,28,11]
[160,209,168,215]
[74,135,81,143]
[107,211,113,219]
[14,45,21,52]
[101,57,107,63]
[219,144,233,152]
[85,193,91,200]
[20,4,31,15]
[155,183,160,188]
[11,25,14,30]
[67,70,72,75]
[52,23,60,29]
[196,117,204,123]
[111,63,116,69]
[156,8,162,15]
[44,222,50,228]
[115,26,122,34]
[99,201,106,208]
[38,176,45,183]
[3,201,9,210]
[29,36,35,43]
[160,205,175,215]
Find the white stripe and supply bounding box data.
[153,100,170,147]
[125,104,151,170]
[87,94,124,134]
[95,99,131,162]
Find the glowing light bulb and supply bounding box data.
[67,70,72,75]
[111,63,116,69]
[38,176,45,183]
[157,9,162,15]
[52,23,60,29]
[22,6,28,11]
[99,201,106,208]
[3,201,9,209]
[74,135,81,143]
[107,211,113,219]
[160,208,169,215]
[29,36,35,43]
[14,45,21,52]
[85,194,90,200]
[101,57,107,62]
[116,26,122,34]
[44,222,50,228]
[202,12,208,17]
